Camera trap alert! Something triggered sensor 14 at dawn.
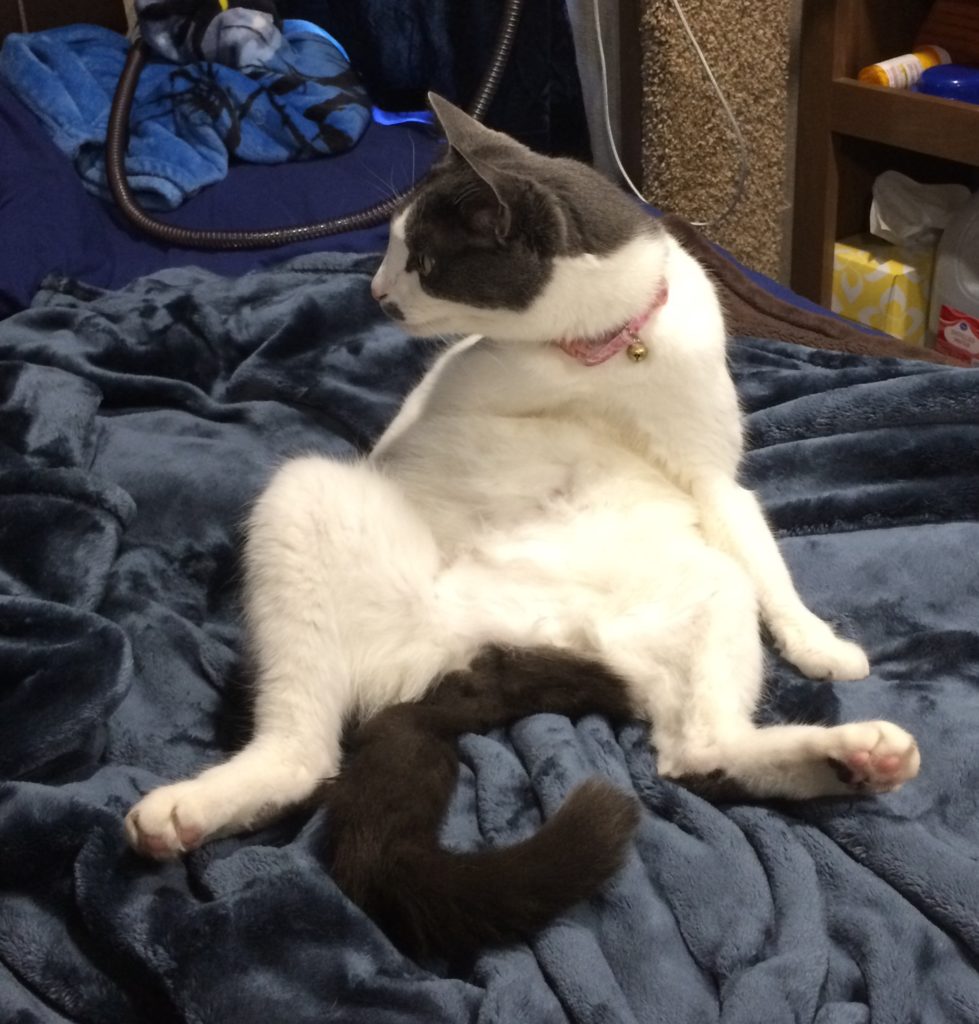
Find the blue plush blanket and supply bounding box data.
[1,254,978,1023]
[0,22,370,210]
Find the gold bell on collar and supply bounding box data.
[626,335,648,362]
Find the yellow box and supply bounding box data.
[831,234,935,346]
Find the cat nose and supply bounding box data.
[370,279,385,301]
[380,299,405,322]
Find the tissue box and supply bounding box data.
[831,235,935,346]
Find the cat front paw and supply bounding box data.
[125,782,213,860]
[773,615,870,681]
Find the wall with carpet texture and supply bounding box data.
[639,0,800,280]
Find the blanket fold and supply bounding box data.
[0,252,977,1022]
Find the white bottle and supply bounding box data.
[930,190,979,363]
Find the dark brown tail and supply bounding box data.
[326,646,641,957]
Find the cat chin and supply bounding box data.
[400,317,453,338]
[400,312,482,339]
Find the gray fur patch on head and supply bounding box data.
[403,94,660,312]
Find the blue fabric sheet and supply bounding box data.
[0,20,370,210]
[1,252,978,1022]
[0,79,439,319]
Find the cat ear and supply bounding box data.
[427,93,500,154]
[458,183,512,244]
[428,92,514,244]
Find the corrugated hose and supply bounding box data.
[105,0,524,249]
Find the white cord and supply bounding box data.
[17,0,29,33]
[592,0,749,229]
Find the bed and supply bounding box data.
[1,4,978,1023]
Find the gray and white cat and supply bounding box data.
[126,95,919,859]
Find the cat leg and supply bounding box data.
[691,475,870,682]
[126,457,454,859]
[125,735,333,860]
[670,720,921,800]
[600,553,916,800]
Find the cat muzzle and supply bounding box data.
[379,299,406,322]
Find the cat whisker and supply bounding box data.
[357,160,400,202]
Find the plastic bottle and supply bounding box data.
[858,46,951,88]
[929,190,979,363]
[917,64,979,105]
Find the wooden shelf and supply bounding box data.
[790,0,978,306]
[831,78,979,167]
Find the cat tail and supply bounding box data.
[381,778,639,957]
[327,645,641,957]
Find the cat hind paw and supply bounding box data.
[125,782,211,860]
[826,720,920,793]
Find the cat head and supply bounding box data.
[371,94,665,343]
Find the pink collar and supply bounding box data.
[555,281,669,366]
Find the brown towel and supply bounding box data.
[663,214,964,366]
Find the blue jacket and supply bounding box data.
[0,21,370,209]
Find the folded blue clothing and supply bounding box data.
[0,20,370,210]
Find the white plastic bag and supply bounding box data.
[869,170,971,248]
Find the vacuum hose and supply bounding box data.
[106,0,523,250]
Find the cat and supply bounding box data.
[125,92,920,864]
[327,644,639,958]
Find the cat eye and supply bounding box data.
[418,253,436,276]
